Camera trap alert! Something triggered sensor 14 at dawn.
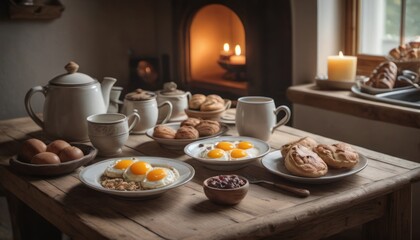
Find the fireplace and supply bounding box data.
[172,0,292,105]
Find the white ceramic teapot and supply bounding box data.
[156,82,191,121]
[25,61,117,141]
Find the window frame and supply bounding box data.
[345,0,397,75]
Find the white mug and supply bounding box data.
[122,98,173,134]
[236,96,291,141]
[87,110,140,156]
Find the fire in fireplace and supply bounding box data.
[172,0,292,105]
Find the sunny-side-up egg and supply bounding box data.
[200,148,230,161]
[104,159,136,178]
[141,167,179,189]
[123,161,153,182]
[235,141,260,157]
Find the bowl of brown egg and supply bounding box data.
[10,138,97,176]
[203,175,249,205]
[184,94,231,120]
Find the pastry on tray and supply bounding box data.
[153,125,177,139]
[195,120,220,137]
[180,117,201,127]
[175,126,199,139]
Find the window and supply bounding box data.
[358,0,420,56]
[346,0,420,75]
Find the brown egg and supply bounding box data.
[46,140,70,155]
[18,138,47,163]
[31,152,61,164]
[59,146,84,162]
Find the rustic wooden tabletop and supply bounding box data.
[0,117,419,240]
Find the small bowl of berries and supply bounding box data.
[203,175,249,205]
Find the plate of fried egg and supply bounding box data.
[184,136,270,171]
[79,156,195,198]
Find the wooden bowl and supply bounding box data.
[9,143,97,176]
[185,99,231,120]
[203,175,249,205]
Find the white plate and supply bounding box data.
[146,122,229,150]
[79,156,195,199]
[261,151,368,184]
[184,136,270,171]
[219,108,236,125]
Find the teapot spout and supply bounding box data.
[101,77,117,110]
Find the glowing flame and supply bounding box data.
[223,43,230,52]
[235,45,241,56]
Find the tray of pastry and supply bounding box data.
[146,119,229,150]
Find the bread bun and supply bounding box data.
[153,125,176,139]
[189,94,206,110]
[175,126,199,139]
[313,143,359,169]
[280,137,318,157]
[284,145,328,178]
[195,120,220,136]
[180,118,201,127]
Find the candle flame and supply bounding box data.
[223,43,230,52]
[339,51,344,57]
[235,45,241,56]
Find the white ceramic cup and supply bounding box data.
[87,110,140,156]
[236,96,291,141]
[121,98,173,134]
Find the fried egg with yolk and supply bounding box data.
[104,159,135,178]
[123,161,153,182]
[200,148,229,160]
[236,141,260,157]
[141,167,179,189]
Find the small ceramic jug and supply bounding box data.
[121,89,172,134]
[157,82,191,122]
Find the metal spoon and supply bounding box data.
[397,75,420,89]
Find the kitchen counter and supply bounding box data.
[1,117,420,239]
[287,83,420,129]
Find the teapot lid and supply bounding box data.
[159,82,185,96]
[49,62,97,86]
[125,89,156,101]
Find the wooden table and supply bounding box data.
[1,117,419,240]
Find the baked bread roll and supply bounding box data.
[365,61,398,89]
[195,120,220,136]
[280,137,318,157]
[314,143,359,169]
[189,94,206,110]
[153,125,176,139]
[180,118,201,127]
[284,145,328,178]
[200,99,225,111]
[175,126,199,139]
[206,94,224,104]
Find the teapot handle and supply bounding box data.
[25,86,46,129]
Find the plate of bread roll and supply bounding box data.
[146,118,229,150]
[261,137,368,184]
[185,94,231,120]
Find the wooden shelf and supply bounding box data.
[8,0,64,20]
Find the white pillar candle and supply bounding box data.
[230,44,246,65]
[327,51,357,81]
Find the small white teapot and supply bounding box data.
[25,61,117,141]
[156,82,191,121]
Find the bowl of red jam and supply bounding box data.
[203,175,249,205]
